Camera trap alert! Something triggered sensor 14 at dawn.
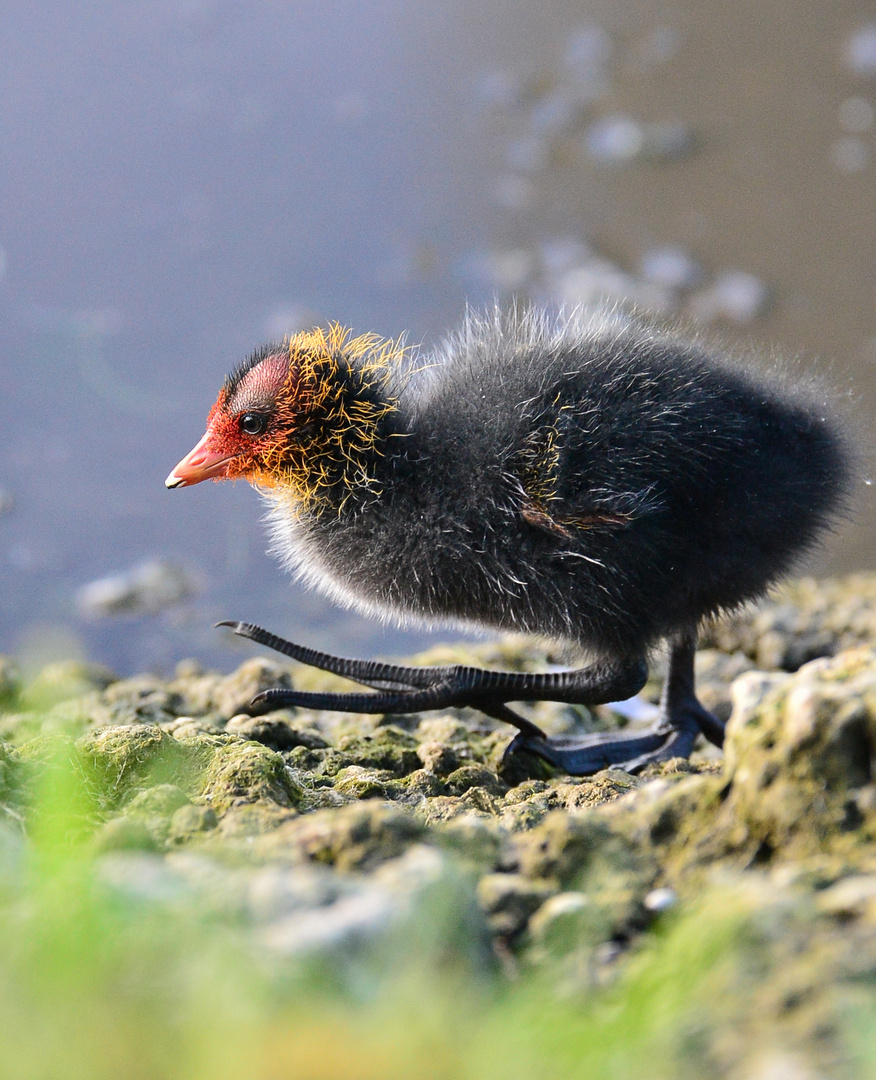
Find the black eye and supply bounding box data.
[239,412,268,436]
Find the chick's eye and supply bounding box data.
[239,412,269,436]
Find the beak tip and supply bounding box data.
[166,431,234,488]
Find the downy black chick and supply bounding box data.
[166,308,853,774]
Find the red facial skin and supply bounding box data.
[165,353,293,489]
[164,399,291,488]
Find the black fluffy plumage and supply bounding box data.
[272,308,850,655]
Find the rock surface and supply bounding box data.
[4,574,876,1074]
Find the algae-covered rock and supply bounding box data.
[334,727,420,776]
[514,811,632,885]
[68,724,302,826]
[165,663,224,718]
[718,647,876,860]
[94,816,160,853]
[500,792,556,832]
[701,573,876,670]
[431,813,504,871]
[0,738,25,822]
[418,795,493,825]
[0,659,116,745]
[476,873,557,938]
[445,763,508,798]
[199,737,303,815]
[525,891,605,963]
[459,785,504,816]
[416,740,463,776]
[0,656,22,709]
[21,659,116,711]
[284,745,354,777]
[161,716,222,738]
[256,802,425,872]
[559,770,642,809]
[225,713,328,752]
[399,768,447,799]
[94,674,184,726]
[11,570,876,1063]
[511,809,658,939]
[109,783,190,844]
[597,646,876,886]
[333,765,394,800]
[217,803,298,838]
[169,803,218,841]
[693,648,757,723]
[211,657,296,719]
[125,783,191,817]
[76,725,193,811]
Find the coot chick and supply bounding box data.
[166,308,852,774]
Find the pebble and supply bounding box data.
[563,24,613,96]
[638,246,703,290]
[527,890,591,949]
[463,247,535,292]
[844,24,876,78]
[816,874,876,919]
[554,259,673,312]
[77,560,199,617]
[585,115,644,164]
[539,237,593,276]
[605,696,661,723]
[643,886,677,913]
[585,116,695,165]
[259,887,396,956]
[96,852,191,903]
[247,864,344,922]
[687,271,770,325]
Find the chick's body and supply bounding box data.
[167,308,851,775]
[267,310,848,660]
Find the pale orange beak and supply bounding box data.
[165,430,235,488]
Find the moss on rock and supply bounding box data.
[255,802,425,872]
[76,725,193,811]
[334,727,420,776]
[198,736,303,815]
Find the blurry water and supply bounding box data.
[1,0,874,674]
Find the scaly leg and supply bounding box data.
[503,630,724,773]
[217,622,721,775]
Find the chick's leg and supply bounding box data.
[218,622,720,776]
[509,630,723,774]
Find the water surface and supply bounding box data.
[1,0,873,673]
